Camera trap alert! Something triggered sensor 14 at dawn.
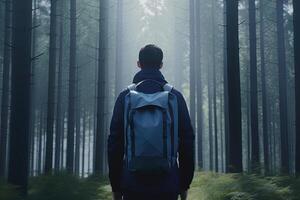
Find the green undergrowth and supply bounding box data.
[0,180,22,200]
[189,172,300,200]
[1,172,300,200]
[0,173,112,200]
[27,172,112,200]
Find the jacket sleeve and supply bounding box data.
[177,92,195,191]
[108,93,125,192]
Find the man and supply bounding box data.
[108,44,195,200]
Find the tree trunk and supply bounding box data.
[246,75,251,171]
[75,78,81,175]
[45,0,58,174]
[55,2,65,172]
[8,0,32,194]
[67,0,77,173]
[95,0,107,175]
[37,109,44,175]
[88,113,92,174]
[29,0,38,177]
[61,111,67,169]
[223,0,230,173]
[81,110,86,177]
[189,0,196,130]
[194,0,203,169]
[208,64,213,170]
[260,0,269,174]
[220,94,225,172]
[93,61,97,174]
[225,0,242,173]
[271,105,277,174]
[276,0,290,174]
[294,0,300,174]
[249,0,259,172]
[0,0,12,179]
[115,0,123,98]
[212,0,218,172]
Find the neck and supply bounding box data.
[141,67,160,71]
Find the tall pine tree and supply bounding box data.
[225,0,242,173]
[294,0,300,174]
[249,0,259,171]
[260,0,269,174]
[276,0,290,174]
[0,0,12,178]
[189,0,196,131]
[95,0,108,175]
[45,0,58,173]
[67,0,77,173]
[8,0,32,195]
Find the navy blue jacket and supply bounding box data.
[108,68,195,194]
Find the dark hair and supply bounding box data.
[139,44,163,68]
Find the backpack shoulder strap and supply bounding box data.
[163,83,173,92]
[127,84,137,91]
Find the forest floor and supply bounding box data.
[1,172,300,200]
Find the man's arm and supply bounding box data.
[177,92,195,192]
[108,93,125,193]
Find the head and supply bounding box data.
[137,44,163,69]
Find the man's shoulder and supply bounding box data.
[170,87,186,102]
[115,85,187,104]
[115,88,130,102]
[120,88,130,96]
[170,87,182,96]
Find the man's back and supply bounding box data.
[108,45,194,200]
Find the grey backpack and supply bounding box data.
[124,80,178,174]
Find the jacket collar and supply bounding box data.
[133,68,167,84]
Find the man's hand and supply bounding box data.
[113,192,122,200]
[180,190,188,200]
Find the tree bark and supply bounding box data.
[249,0,259,172]
[189,0,196,130]
[67,0,77,173]
[225,0,242,173]
[260,0,269,174]
[95,0,107,175]
[115,0,123,98]
[212,0,218,172]
[60,111,67,169]
[208,64,213,170]
[55,2,65,172]
[276,0,290,174]
[81,110,86,177]
[194,0,203,169]
[220,94,225,172]
[88,113,92,174]
[0,0,12,179]
[294,0,300,174]
[8,0,32,195]
[223,0,230,173]
[37,109,44,175]
[45,0,58,174]
[246,74,251,171]
[75,77,81,175]
[29,0,38,177]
